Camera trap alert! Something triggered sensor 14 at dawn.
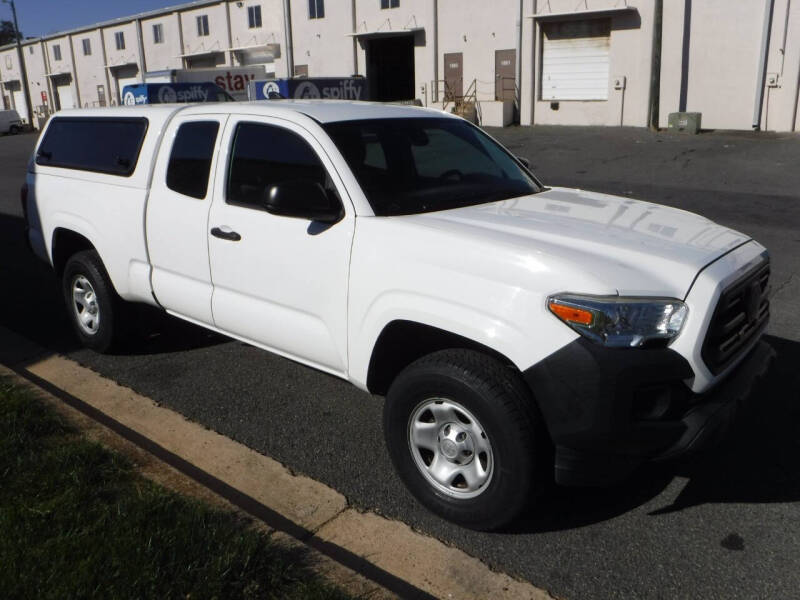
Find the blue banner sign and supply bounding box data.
[250,78,367,101]
[121,83,232,105]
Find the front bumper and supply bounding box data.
[523,337,775,486]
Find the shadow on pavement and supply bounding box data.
[511,332,800,533]
[0,213,226,367]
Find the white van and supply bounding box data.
[0,109,23,135]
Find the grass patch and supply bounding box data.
[0,376,353,599]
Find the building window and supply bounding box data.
[197,14,210,36]
[153,23,164,44]
[82,38,91,56]
[28,46,33,55]
[381,0,399,8]
[248,5,262,28]
[309,0,324,19]
[115,31,125,50]
[52,44,62,61]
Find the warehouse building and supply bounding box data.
[2,0,799,131]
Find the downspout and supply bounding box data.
[283,0,294,77]
[532,0,538,124]
[753,0,776,130]
[42,40,55,112]
[98,29,112,104]
[176,11,185,70]
[433,0,438,102]
[67,35,82,108]
[793,41,800,130]
[516,0,523,119]
[224,3,233,67]
[135,19,147,78]
[678,0,691,113]
[647,0,663,130]
[351,0,357,75]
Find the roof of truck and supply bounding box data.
[55,100,454,124]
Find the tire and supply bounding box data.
[383,349,543,530]
[62,250,123,353]
[9,125,20,135]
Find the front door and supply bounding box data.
[146,114,227,324]
[495,49,516,101]
[444,52,463,101]
[207,117,354,375]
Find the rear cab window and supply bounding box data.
[35,117,148,177]
[166,121,220,199]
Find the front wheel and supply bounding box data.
[62,250,123,353]
[383,349,544,530]
[9,125,20,135]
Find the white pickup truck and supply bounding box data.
[23,101,772,530]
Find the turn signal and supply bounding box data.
[548,300,593,325]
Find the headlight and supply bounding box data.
[547,294,688,348]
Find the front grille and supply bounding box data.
[701,257,770,375]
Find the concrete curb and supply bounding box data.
[0,326,553,600]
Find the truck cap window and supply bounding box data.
[227,122,329,208]
[36,117,148,177]
[167,121,220,199]
[324,118,541,216]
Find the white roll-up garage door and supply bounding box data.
[12,88,28,123]
[56,80,75,110]
[541,19,610,101]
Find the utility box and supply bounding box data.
[668,112,702,134]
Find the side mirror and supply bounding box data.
[263,181,343,223]
[517,156,531,169]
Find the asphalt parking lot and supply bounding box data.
[2,125,799,600]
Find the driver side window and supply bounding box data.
[227,122,328,209]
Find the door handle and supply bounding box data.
[210,226,242,242]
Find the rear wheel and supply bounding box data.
[383,349,543,530]
[62,250,123,353]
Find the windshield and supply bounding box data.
[323,118,542,216]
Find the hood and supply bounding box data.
[404,187,750,298]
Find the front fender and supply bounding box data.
[348,289,578,390]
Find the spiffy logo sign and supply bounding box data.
[252,78,367,101]
[294,80,363,100]
[121,83,219,105]
[156,85,209,103]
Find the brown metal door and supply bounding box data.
[495,49,516,101]
[444,52,463,101]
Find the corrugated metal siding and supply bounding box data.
[541,19,610,101]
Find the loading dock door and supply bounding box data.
[12,87,29,123]
[541,19,610,101]
[495,49,516,101]
[444,52,463,100]
[54,76,75,110]
[367,35,414,101]
[114,65,141,104]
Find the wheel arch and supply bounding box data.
[365,319,519,396]
[51,228,97,279]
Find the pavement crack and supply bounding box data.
[772,273,797,298]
